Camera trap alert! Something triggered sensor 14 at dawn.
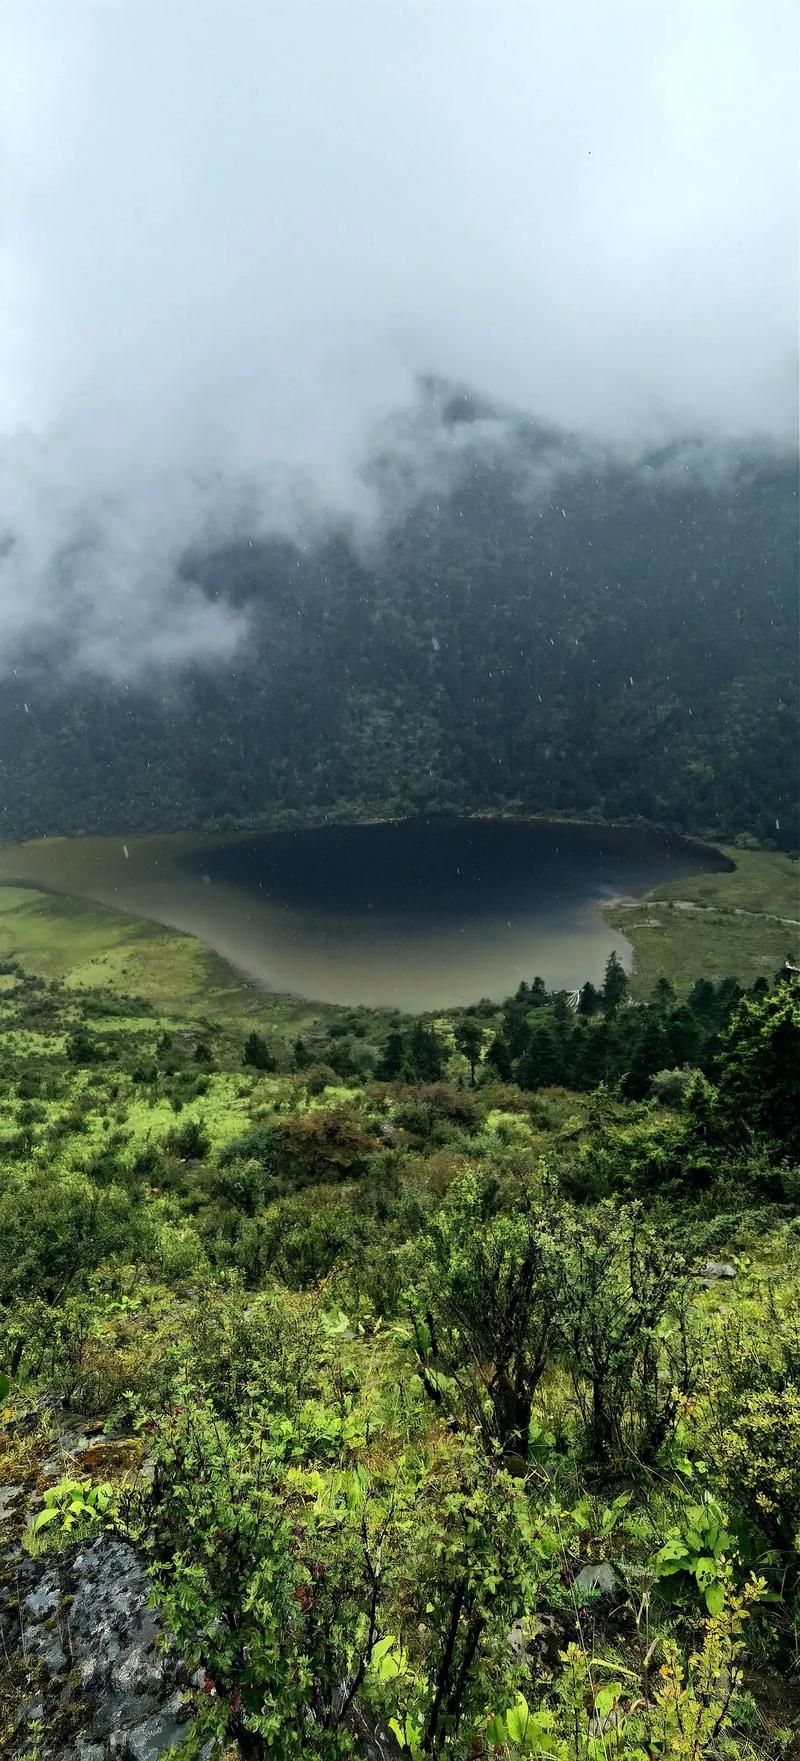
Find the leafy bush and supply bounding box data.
[164,1116,210,1160]
[30,1476,118,1543]
[649,1066,695,1106]
[552,1202,697,1465]
[705,1308,800,1550]
[401,1171,558,1461]
[144,1402,534,1760]
[65,1025,103,1065]
[281,1107,375,1184]
[655,1494,735,1615]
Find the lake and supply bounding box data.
[0,818,732,1010]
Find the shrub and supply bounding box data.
[719,1385,800,1545]
[30,1476,118,1544]
[302,1062,338,1096]
[552,1202,697,1465]
[165,1116,210,1160]
[400,1172,559,1461]
[281,1107,374,1184]
[144,1403,535,1761]
[242,1031,277,1071]
[705,1308,800,1550]
[65,1025,103,1065]
[180,1286,324,1420]
[649,1067,695,1107]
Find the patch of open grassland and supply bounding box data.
[604,845,799,995]
[0,883,349,1038]
[650,845,799,918]
[0,886,222,1008]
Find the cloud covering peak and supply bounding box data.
[1,0,797,674]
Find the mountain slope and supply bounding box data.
[1,426,797,847]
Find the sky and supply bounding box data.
[1,0,798,675]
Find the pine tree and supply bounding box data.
[455,1017,484,1086]
[485,1034,513,1081]
[716,983,800,1156]
[377,1027,405,1080]
[602,950,628,1018]
[622,1014,670,1099]
[407,1020,447,1083]
[242,1030,276,1071]
[501,998,531,1058]
[652,976,676,1012]
[516,1017,565,1090]
[666,1004,702,1067]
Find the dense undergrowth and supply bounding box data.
[2,948,800,1758]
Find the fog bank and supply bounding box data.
[1,1,797,674]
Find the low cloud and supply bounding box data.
[0,1,797,676]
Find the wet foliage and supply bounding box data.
[2,955,800,1757]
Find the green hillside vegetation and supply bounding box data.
[2,911,800,1758]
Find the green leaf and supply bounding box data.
[388,1715,421,1755]
[704,1579,725,1615]
[0,1371,10,1400]
[369,1635,408,1682]
[33,1507,61,1530]
[656,1538,691,1574]
[595,1684,622,1718]
[506,1694,532,1745]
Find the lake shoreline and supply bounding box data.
[2,816,729,1010]
[0,828,793,1007]
[0,804,737,875]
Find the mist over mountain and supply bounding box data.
[1,2,797,678]
[0,3,796,848]
[1,398,796,849]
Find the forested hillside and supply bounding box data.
[1,421,797,847]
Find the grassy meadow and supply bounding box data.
[603,845,799,996]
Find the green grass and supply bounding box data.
[603,846,799,996]
[649,846,799,918]
[0,884,337,1038]
[0,887,209,1001]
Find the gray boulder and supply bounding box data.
[2,1535,195,1761]
[574,1561,618,1598]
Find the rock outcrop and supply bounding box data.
[1,1534,197,1760]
